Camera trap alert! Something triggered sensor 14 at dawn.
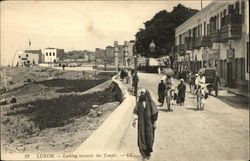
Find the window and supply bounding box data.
[53,52,55,56]
[18,56,21,58]
[241,58,245,80]
[46,52,48,56]
[241,0,245,23]
[223,9,227,16]
[26,54,28,57]
[49,52,51,56]
[204,22,206,36]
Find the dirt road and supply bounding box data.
[119,73,249,161]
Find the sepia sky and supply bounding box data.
[0,0,212,66]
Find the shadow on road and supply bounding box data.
[159,109,173,112]
[185,107,199,111]
[215,95,249,110]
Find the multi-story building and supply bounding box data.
[113,41,135,67]
[41,48,64,63]
[175,0,249,89]
[16,50,41,66]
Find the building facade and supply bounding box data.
[41,48,64,63]
[175,0,249,89]
[113,41,135,67]
[16,50,41,66]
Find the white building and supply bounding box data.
[175,0,249,89]
[16,50,41,66]
[41,48,64,63]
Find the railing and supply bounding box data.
[194,36,202,49]
[221,14,242,40]
[184,37,194,50]
[211,29,222,43]
[201,36,212,47]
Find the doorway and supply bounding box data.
[227,61,233,87]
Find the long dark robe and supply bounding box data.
[158,82,166,104]
[177,83,186,104]
[133,90,158,156]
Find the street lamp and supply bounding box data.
[147,40,156,72]
[149,40,156,53]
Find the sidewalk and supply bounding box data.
[219,86,249,98]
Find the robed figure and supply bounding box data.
[133,89,158,160]
[177,79,186,105]
[158,80,166,106]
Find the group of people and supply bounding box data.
[119,68,139,96]
[158,74,187,107]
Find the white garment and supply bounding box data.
[158,67,161,74]
[161,75,167,83]
[195,76,206,86]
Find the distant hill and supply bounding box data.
[135,4,199,57]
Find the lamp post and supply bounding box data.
[148,40,156,72]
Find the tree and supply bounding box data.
[135,4,198,57]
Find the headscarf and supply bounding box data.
[144,89,158,116]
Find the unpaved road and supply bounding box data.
[119,73,249,161]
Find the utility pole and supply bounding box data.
[201,0,203,10]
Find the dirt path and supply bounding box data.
[119,73,249,161]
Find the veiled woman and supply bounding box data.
[132,89,159,160]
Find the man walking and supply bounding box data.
[132,73,139,96]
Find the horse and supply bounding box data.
[196,84,208,110]
[165,87,176,112]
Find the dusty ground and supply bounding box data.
[1,66,120,153]
[119,73,249,161]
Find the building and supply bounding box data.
[105,46,115,65]
[175,0,249,89]
[95,48,106,64]
[16,50,41,66]
[41,48,64,63]
[113,41,135,67]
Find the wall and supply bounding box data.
[74,77,136,153]
[42,48,57,63]
[17,52,39,66]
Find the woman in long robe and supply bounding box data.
[177,79,186,105]
[158,80,166,106]
[133,89,158,160]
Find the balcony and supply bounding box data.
[211,29,222,43]
[194,36,202,49]
[184,37,194,50]
[201,36,212,47]
[221,14,242,40]
[176,45,185,55]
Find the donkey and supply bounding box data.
[196,84,208,110]
[165,87,176,112]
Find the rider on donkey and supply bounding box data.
[195,71,209,99]
[165,75,175,111]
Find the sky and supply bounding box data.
[0,0,212,66]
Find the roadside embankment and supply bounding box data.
[74,76,136,154]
